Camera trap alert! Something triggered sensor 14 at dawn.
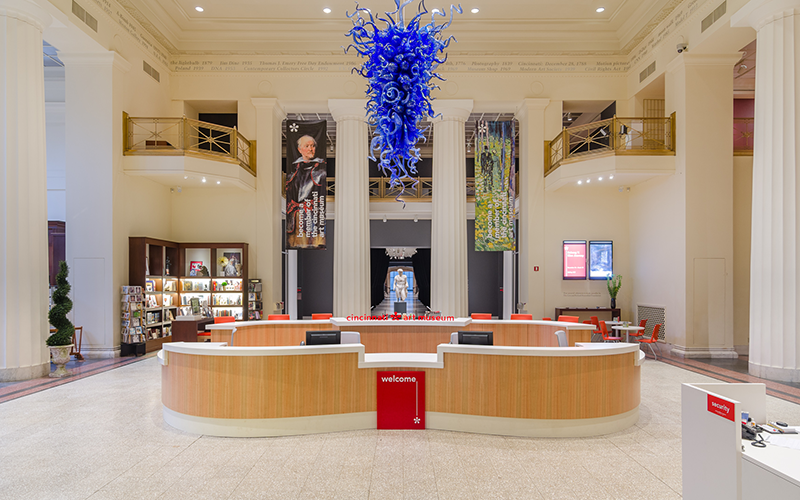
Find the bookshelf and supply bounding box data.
[128,238,250,353]
[248,279,263,320]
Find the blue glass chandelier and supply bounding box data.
[346,1,461,201]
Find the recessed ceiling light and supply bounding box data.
[195,6,204,12]
[609,175,614,179]
[598,177,603,181]
[586,179,591,183]
[323,7,331,13]
[596,7,605,13]
[216,181,221,185]
[202,177,206,183]
[471,8,479,14]
[184,176,188,179]
[577,180,582,185]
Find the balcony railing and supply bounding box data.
[285,175,510,202]
[734,118,754,155]
[546,114,676,175]
[122,112,256,175]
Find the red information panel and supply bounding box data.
[377,371,425,430]
[707,394,735,421]
[563,240,587,279]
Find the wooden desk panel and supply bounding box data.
[162,349,639,421]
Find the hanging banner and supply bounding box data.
[475,120,516,251]
[285,120,327,249]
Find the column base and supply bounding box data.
[0,362,50,382]
[670,346,739,359]
[749,362,800,383]
[80,347,121,359]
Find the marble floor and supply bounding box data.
[1,357,800,500]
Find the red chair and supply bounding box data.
[214,316,235,324]
[585,316,602,342]
[268,314,290,320]
[629,319,647,339]
[638,324,662,359]
[312,313,333,320]
[510,314,533,320]
[542,317,552,321]
[557,315,580,323]
[471,313,492,320]
[600,321,621,342]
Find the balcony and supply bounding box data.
[544,115,677,191]
[122,113,256,191]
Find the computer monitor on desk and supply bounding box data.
[306,330,341,345]
[458,331,493,346]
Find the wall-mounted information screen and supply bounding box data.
[563,240,587,280]
[589,240,614,280]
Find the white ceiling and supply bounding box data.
[124,0,679,55]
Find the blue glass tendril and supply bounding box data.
[346,0,461,203]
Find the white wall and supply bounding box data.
[544,184,631,319]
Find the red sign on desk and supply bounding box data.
[377,371,425,430]
[707,394,735,421]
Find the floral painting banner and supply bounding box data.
[285,120,327,249]
[474,120,516,251]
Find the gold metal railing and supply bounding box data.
[122,112,256,175]
[284,175,513,202]
[734,118,754,156]
[546,113,676,175]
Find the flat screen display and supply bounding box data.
[589,240,614,280]
[563,240,587,280]
[306,330,341,345]
[457,331,494,346]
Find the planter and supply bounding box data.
[610,298,617,309]
[49,345,73,378]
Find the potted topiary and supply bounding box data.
[606,274,622,309]
[47,261,74,378]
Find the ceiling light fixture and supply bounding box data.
[471,8,479,13]
[586,179,591,183]
[596,7,605,13]
[216,181,220,185]
[323,7,331,13]
[578,180,582,185]
[184,176,188,179]
[201,177,206,183]
[195,6,204,12]
[609,175,614,179]
[598,177,603,181]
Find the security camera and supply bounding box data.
[677,43,688,53]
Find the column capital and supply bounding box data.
[732,0,800,30]
[251,98,286,119]
[328,99,367,121]
[59,52,132,73]
[0,0,51,32]
[431,99,473,123]
[515,99,550,120]
[665,53,743,73]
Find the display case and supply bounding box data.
[128,238,180,353]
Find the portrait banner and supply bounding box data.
[285,120,327,249]
[474,120,516,251]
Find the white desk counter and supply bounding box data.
[742,434,800,498]
[160,341,641,438]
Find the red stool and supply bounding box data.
[268,314,290,320]
[312,313,333,320]
[470,313,492,320]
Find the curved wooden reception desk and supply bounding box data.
[205,318,594,352]
[160,341,643,438]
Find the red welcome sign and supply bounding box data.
[377,371,425,430]
[707,394,735,421]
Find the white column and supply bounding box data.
[664,54,738,359]
[0,0,52,380]
[60,52,131,358]
[329,99,370,316]
[431,100,473,317]
[515,99,550,319]
[733,1,800,381]
[251,98,285,314]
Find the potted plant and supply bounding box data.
[606,274,622,309]
[47,261,74,378]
